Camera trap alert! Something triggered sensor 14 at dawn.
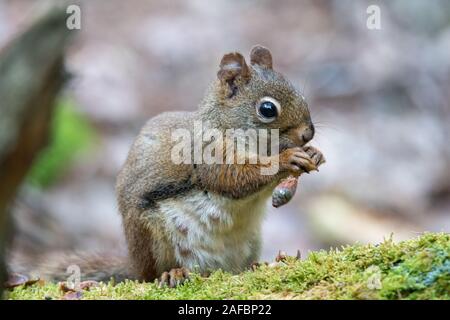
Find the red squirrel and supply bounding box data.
[10,45,324,288]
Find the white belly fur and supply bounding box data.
[156,184,274,274]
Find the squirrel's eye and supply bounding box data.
[256,97,281,123]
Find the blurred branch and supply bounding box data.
[0,9,72,297]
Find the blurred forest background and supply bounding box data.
[1,0,449,266]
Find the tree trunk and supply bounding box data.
[0,8,72,297]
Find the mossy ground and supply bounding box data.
[6,233,449,300]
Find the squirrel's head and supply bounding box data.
[201,45,314,150]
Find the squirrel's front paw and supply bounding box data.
[303,145,326,168]
[158,267,190,288]
[280,147,317,174]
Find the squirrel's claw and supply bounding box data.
[303,145,326,167]
[158,267,190,288]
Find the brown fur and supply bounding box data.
[122,209,158,281]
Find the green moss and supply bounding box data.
[6,232,449,300]
[27,99,96,188]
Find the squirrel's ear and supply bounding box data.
[250,45,273,69]
[217,52,250,85]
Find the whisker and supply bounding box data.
[316,125,342,133]
[311,116,342,132]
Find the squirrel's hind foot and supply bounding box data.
[158,267,190,288]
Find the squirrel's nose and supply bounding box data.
[301,124,315,144]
